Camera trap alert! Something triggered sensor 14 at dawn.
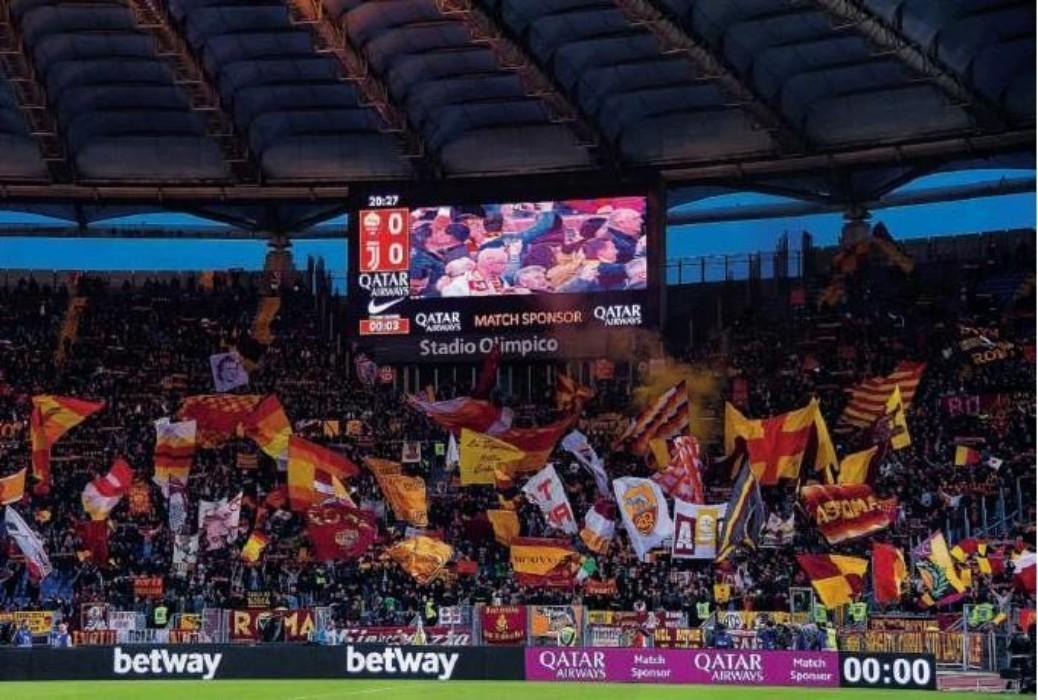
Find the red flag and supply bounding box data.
[306,501,377,560]
[872,542,907,605]
[30,395,105,494]
[75,520,109,566]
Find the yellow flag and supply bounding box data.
[837,446,879,485]
[364,457,402,476]
[724,402,764,455]
[377,474,428,527]
[487,509,520,545]
[509,538,576,576]
[388,536,453,585]
[459,428,526,486]
[886,385,911,450]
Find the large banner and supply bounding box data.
[0,610,55,635]
[228,609,317,642]
[800,484,896,545]
[529,605,583,647]
[480,606,527,645]
[525,648,839,685]
[339,626,471,646]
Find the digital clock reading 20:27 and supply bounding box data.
[839,653,937,690]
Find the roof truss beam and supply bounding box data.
[613,0,810,154]
[0,0,72,181]
[811,0,1012,131]
[439,0,621,170]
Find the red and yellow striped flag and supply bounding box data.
[243,395,292,460]
[615,381,689,456]
[178,394,263,448]
[31,395,105,494]
[287,436,359,511]
[153,418,196,496]
[838,361,925,430]
[797,554,869,608]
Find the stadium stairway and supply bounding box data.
[937,671,1010,693]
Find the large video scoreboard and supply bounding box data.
[347,184,662,362]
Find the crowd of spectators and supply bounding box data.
[0,237,1033,644]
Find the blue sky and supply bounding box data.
[0,169,1032,291]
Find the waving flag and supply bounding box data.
[30,395,105,493]
[75,520,109,566]
[579,500,615,555]
[306,501,377,560]
[612,477,673,561]
[209,351,249,392]
[509,537,578,586]
[4,506,52,580]
[955,445,982,467]
[913,531,968,603]
[459,428,526,486]
[81,458,134,520]
[798,554,868,608]
[251,296,280,345]
[408,395,513,435]
[388,535,453,585]
[561,430,609,497]
[724,399,836,485]
[376,473,428,528]
[556,374,593,412]
[198,492,243,551]
[615,381,688,456]
[800,483,896,545]
[716,464,765,562]
[0,469,26,506]
[884,385,911,450]
[652,435,705,503]
[522,464,577,535]
[838,361,925,430]
[240,531,270,564]
[287,436,359,511]
[178,394,263,448]
[834,446,879,485]
[153,418,196,497]
[244,395,293,461]
[873,542,908,605]
[496,417,573,473]
[488,509,520,546]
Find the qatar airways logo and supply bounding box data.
[536,650,607,680]
[414,311,461,333]
[593,304,642,327]
[692,651,764,683]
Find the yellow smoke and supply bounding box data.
[633,356,720,446]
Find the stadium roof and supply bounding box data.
[0,0,1033,233]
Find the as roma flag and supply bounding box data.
[388,535,453,585]
[306,501,377,560]
[797,553,868,608]
[243,395,293,461]
[495,416,573,473]
[287,436,359,511]
[800,483,896,545]
[31,395,105,493]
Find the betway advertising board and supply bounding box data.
[525,648,840,687]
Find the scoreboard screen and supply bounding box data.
[348,191,661,362]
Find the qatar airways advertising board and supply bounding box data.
[524,648,840,687]
[347,188,662,362]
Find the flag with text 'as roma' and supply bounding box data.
[287,436,359,511]
[81,458,134,521]
[153,418,195,497]
[800,483,896,545]
[306,501,377,560]
[487,509,520,546]
[838,361,926,430]
[615,381,689,456]
[178,394,263,448]
[872,542,908,605]
[376,473,428,528]
[244,395,293,461]
[0,468,26,506]
[797,554,869,608]
[509,537,578,587]
[388,535,453,585]
[31,395,105,493]
[240,531,270,564]
[4,506,52,580]
[724,399,837,485]
[612,477,673,562]
[459,428,526,486]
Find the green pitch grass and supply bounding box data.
[0,681,983,700]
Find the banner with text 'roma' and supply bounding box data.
[800,483,896,545]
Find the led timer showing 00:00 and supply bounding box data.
[841,656,931,687]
